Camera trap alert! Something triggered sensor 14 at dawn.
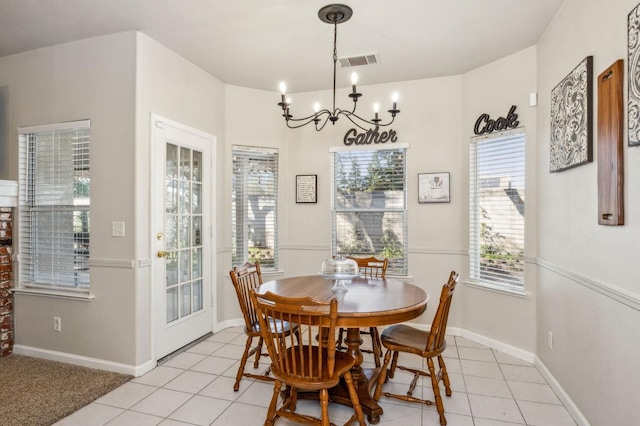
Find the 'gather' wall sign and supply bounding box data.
[343,126,398,146]
[473,105,519,135]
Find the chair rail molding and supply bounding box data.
[536,257,640,311]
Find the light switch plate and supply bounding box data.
[112,221,125,237]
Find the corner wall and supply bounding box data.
[460,46,539,353]
[0,32,139,367]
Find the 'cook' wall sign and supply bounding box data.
[474,105,519,135]
[343,126,398,146]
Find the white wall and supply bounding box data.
[536,0,640,424]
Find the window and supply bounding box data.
[331,147,407,275]
[231,146,279,269]
[18,120,91,291]
[469,131,525,289]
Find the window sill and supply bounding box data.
[11,287,94,301]
[463,280,529,298]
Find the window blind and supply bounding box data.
[331,148,407,275]
[231,146,279,269]
[18,120,91,290]
[469,131,525,288]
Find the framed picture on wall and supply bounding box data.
[296,174,317,203]
[549,56,593,171]
[629,3,640,146]
[418,172,450,203]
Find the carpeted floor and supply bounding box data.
[0,354,132,426]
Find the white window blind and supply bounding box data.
[18,120,91,291]
[331,148,407,275]
[469,131,525,288]
[231,146,279,270]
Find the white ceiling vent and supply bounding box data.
[338,53,380,68]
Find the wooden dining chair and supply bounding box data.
[229,261,298,391]
[250,290,366,426]
[373,271,459,426]
[336,256,388,367]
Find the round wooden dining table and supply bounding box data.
[256,275,429,424]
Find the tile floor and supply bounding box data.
[55,327,576,426]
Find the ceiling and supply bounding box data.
[0,0,565,93]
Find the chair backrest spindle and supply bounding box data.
[251,291,339,383]
[346,256,388,279]
[230,261,263,332]
[425,271,458,352]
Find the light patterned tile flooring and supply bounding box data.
[55,327,576,426]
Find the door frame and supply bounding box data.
[150,113,217,362]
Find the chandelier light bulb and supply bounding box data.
[351,72,358,95]
[279,82,287,95]
[314,102,321,113]
[392,92,399,103]
[373,103,380,113]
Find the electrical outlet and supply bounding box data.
[53,316,61,332]
[547,330,553,349]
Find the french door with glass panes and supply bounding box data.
[152,117,215,359]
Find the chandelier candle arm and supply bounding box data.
[276,4,400,131]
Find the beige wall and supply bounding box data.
[244,76,467,328]
[134,33,226,366]
[0,32,139,366]
[459,46,538,353]
[536,0,640,424]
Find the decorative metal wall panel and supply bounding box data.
[629,3,640,146]
[550,56,593,172]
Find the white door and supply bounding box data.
[152,116,216,359]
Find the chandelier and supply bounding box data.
[277,4,400,131]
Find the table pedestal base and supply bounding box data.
[293,327,384,424]
[291,367,382,424]
[331,366,382,424]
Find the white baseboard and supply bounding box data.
[534,356,590,426]
[398,322,586,425]
[401,323,535,364]
[12,345,155,377]
[458,328,536,364]
[214,318,244,333]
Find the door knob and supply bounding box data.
[157,250,169,258]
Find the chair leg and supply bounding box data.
[343,371,366,425]
[438,354,452,397]
[290,387,298,412]
[265,380,282,426]
[373,349,392,402]
[254,336,264,368]
[388,351,399,378]
[320,388,330,426]
[370,327,381,368]
[337,327,345,350]
[234,335,253,391]
[427,357,447,426]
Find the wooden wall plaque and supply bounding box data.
[597,60,624,225]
